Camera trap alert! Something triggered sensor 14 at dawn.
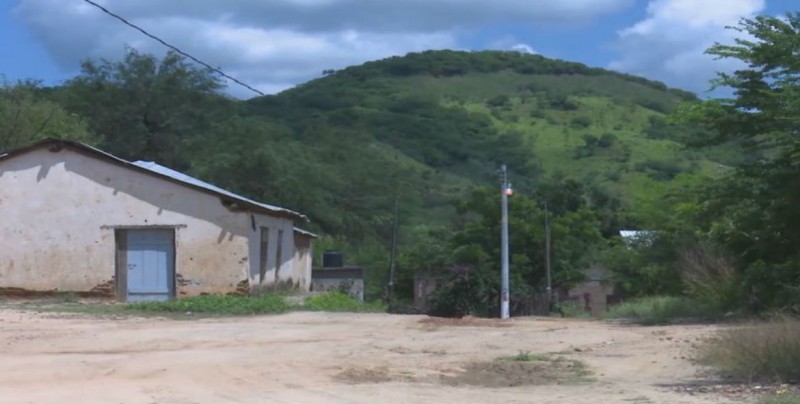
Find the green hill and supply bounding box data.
[25,49,722,298]
[217,50,711,236]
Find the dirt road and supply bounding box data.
[0,308,738,403]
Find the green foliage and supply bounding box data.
[486,94,510,108]
[552,300,590,318]
[665,13,800,312]
[697,318,800,383]
[420,182,607,317]
[24,48,724,314]
[498,351,551,362]
[604,296,715,325]
[679,244,744,312]
[303,292,386,313]
[126,294,291,315]
[760,394,800,404]
[55,48,231,169]
[340,50,692,100]
[570,116,592,128]
[0,81,96,150]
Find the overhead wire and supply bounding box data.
[82,0,265,96]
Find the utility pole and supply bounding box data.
[500,164,511,319]
[387,195,399,303]
[544,202,552,308]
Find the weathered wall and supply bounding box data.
[310,268,363,301]
[0,148,286,297]
[291,233,313,291]
[246,213,302,293]
[568,282,615,317]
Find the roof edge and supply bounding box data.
[0,138,309,223]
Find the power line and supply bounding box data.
[82,0,265,96]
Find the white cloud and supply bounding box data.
[510,43,537,54]
[608,0,765,94]
[487,35,539,54]
[14,0,631,97]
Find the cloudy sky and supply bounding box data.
[0,0,795,98]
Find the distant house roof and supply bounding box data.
[293,227,318,238]
[0,139,308,222]
[619,230,656,246]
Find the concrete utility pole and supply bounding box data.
[500,164,511,319]
[387,195,399,303]
[544,202,552,307]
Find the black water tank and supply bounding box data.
[322,250,344,268]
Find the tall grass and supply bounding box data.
[697,317,800,383]
[605,296,716,325]
[760,394,800,404]
[126,294,290,315]
[303,292,386,313]
[679,245,741,311]
[124,292,385,316]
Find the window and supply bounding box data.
[275,229,284,279]
[259,227,270,283]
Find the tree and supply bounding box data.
[0,81,95,150]
[679,13,800,310]
[418,184,604,317]
[54,48,232,169]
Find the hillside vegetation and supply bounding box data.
[0,49,732,304]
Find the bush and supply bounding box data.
[126,294,291,315]
[553,300,590,318]
[605,296,715,325]
[486,94,510,108]
[697,317,800,383]
[760,394,800,404]
[679,245,742,312]
[570,116,592,128]
[303,292,386,313]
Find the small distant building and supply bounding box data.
[413,273,439,313]
[310,251,364,301]
[619,229,656,247]
[566,265,617,317]
[0,139,314,301]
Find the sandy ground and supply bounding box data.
[0,308,744,404]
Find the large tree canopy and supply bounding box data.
[679,13,800,310]
[54,49,232,169]
[0,81,95,150]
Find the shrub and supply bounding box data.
[486,94,510,108]
[126,294,291,315]
[605,296,715,325]
[760,394,800,404]
[303,292,386,313]
[697,317,800,383]
[679,245,742,312]
[570,116,592,128]
[553,300,590,318]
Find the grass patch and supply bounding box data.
[760,394,800,404]
[24,292,385,317]
[605,296,715,325]
[496,351,591,379]
[303,292,386,313]
[125,294,291,316]
[552,301,590,318]
[498,351,552,362]
[697,317,800,383]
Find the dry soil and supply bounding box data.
[0,308,746,403]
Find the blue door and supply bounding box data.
[126,230,174,302]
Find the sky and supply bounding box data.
[0,0,796,99]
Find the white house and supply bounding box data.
[0,139,315,301]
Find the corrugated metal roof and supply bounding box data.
[619,230,656,246]
[132,161,307,222]
[1,139,307,222]
[293,227,318,238]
